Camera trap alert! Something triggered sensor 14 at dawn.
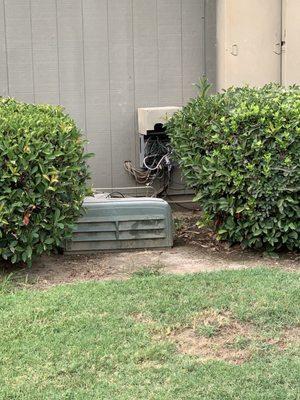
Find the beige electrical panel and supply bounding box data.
[216,0,282,91]
[282,0,300,85]
[138,107,182,135]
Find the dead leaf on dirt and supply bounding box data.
[23,213,31,225]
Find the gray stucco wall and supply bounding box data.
[0,0,216,188]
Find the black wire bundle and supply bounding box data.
[124,136,174,195]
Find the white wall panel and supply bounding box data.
[0,0,208,191]
[31,0,59,104]
[182,0,205,102]
[157,0,182,106]
[4,0,34,102]
[56,0,85,131]
[282,0,300,86]
[108,0,135,187]
[0,0,8,97]
[216,0,282,90]
[82,0,111,187]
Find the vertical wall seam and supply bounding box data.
[180,0,184,104]
[106,0,113,187]
[203,0,206,77]
[156,0,160,105]
[2,0,9,95]
[80,0,87,144]
[54,0,61,104]
[131,0,138,171]
[224,0,228,89]
[29,0,36,102]
[280,0,283,85]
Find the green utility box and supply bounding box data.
[65,195,173,253]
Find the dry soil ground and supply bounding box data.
[2,211,299,288]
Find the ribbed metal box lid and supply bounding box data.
[65,195,173,253]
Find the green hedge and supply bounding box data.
[0,98,91,265]
[166,83,300,251]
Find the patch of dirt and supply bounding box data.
[279,326,300,347]
[171,329,251,365]
[158,310,300,365]
[130,313,155,325]
[174,211,300,264]
[285,326,300,340]
[1,211,299,288]
[168,310,256,364]
[174,211,226,251]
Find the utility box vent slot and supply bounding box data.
[65,195,173,253]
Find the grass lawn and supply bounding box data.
[0,267,299,399]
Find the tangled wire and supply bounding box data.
[124,136,173,195]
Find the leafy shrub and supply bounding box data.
[0,98,91,265]
[166,83,300,251]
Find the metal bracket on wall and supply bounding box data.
[231,44,238,56]
[274,42,282,55]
